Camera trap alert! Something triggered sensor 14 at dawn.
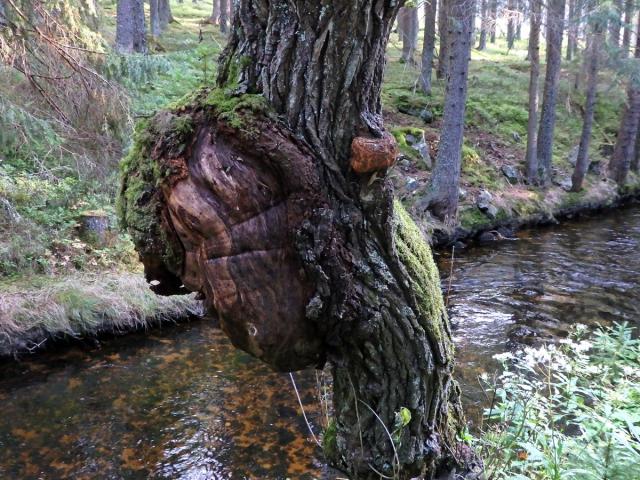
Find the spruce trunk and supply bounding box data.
[525,0,541,183]
[536,0,566,185]
[421,0,475,221]
[421,0,437,94]
[571,4,602,192]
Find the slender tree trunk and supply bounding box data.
[610,12,640,185]
[421,0,476,221]
[477,0,489,50]
[566,0,576,61]
[115,0,147,53]
[633,127,640,171]
[421,0,437,94]
[120,1,477,478]
[150,0,161,38]
[572,1,603,191]
[159,0,173,31]
[490,0,497,42]
[399,6,419,63]
[210,0,220,24]
[507,0,516,50]
[437,0,450,79]
[525,0,541,183]
[621,0,634,56]
[609,0,623,46]
[219,0,228,33]
[515,0,522,40]
[536,0,566,184]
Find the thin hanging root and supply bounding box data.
[289,372,321,447]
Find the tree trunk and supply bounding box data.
[210,0,220,24]
[609,0,623,46]
[420,0,476,221]
[159,0,174,30]
[633,127,640,172]
[621,0,634,56]
[437,0,450,79]
[421,0,437,94]
[0,0,6,24]
[490,0,497,42]
[115,0,147,53]
[399,6,419,63]
[571,1,603,191]
[566,0,576,61]
[525,0,541,183]
[507,0,516,50]
[219,0,228,33]
[536,0,566,184]
[515,0,522,40]
[477,0,488,50]
[119,1,477,478]
[150,0,161,38]
[610,11,640,185]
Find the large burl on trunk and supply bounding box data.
[119,1,478,478]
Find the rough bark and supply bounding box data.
[421,0,437,94]
[0,0,6,24]
[420,0,475,221]
[120,1,477,478]
[399,6,419,64]
[621,0,634,56]
[525,0,541,183]
[477,0,488,50]
[159,0,173,30]
[490,0,497,42]
[536,0,566,185]
[115,0,147,53]
[437,0,450,79]
[150,0,161,38]
[571,2,602,191]
[219,0,228,33]
[610,11,640,185]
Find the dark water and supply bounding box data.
[1,206,639,479]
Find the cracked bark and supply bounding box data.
[122,1,478,478]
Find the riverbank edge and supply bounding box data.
[0,272,202,359]
[425,178,640,248]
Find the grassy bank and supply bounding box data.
[0,272,201,357]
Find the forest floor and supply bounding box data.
[2,1,639,355]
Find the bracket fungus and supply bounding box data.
[349,132,399,173]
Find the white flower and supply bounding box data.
[493,352,514,362]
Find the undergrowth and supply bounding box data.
[477,323,640,480]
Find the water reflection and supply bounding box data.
[438,205,640,421]
[1,206,638,478]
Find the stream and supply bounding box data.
[1,206,638,479]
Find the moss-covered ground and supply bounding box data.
[382,34,640,242]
